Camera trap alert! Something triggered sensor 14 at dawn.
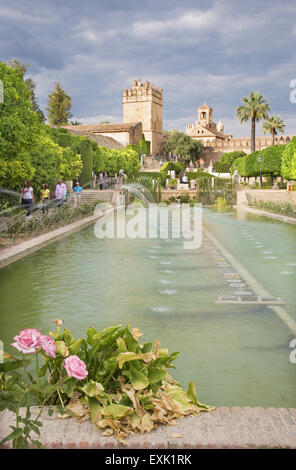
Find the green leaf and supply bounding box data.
[102,403,131,419]
[142,343,153,353]
[68,338,85,355]
[80,379,104,397]
[31,439,42,449]
[86,327,98,346]
[13,435,28,449]
[48,408,54,417]
[123,364,149,391]
[0,427,23,447]
[117,352,155,369]
[38,364,48,378]
[62,378,77,398]
[0,359,26,373]
[20,391,33,407]
[124,329,141,353]
[148,367,167,384]
[116,337,127,353]
[63,328,75,346]
[186,381,212,411]
[87,396,103,423]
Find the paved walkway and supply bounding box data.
[1,407,295,448]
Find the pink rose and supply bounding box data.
[39,335,56,358]
[63,355,88,380]
[11,328,42,354]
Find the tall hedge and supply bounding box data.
[77,138,93,186]
[57,133,72,148]
[281,137,296,180]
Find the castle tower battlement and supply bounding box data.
[123,78,163,154]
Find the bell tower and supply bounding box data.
[198,101,213,128]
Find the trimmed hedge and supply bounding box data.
[234,145,286,179]
[160,161,186,173]
[77,138,93,186]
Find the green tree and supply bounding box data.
[281,137,296,180]
[234,145,285,183]
[7,59,45,121]
[162,130,203,164]
[0,61,40,188]
[46,82,72,125]
[218,150,246,172]
[30,134,82,191]
[262,115,285,146]
[236,91,270,153]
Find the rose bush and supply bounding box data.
[0,321,214,448]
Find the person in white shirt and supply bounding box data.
[20,180,34,218]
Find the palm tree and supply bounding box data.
[262,115,285,146]
[236,91,270,153]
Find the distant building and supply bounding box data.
[123,79,164,154]
[62,78,166,154]
[62,122,142,148]
[186,102,294,168]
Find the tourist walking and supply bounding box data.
[55,179,67,210]
[20,180,34,219]
[92,171,97,188]
[103,171,108,189]
[73,181,82,208]
[99,172,103,190]
[40,183,50,214]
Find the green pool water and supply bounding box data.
[0,208,295,407]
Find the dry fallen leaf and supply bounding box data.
[132,328,144,341]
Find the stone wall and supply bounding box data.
[201,135,295,167]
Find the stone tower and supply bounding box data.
[198,101,213,127]
[123,79,163,154]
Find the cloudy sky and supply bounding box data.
[1,0,296,137]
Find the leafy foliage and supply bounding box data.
[251,199,296,218]
[0,322,213,447]
[281,137,296,180]
[236,91,270,152]
[162,130,203,163]
[46,82,72,125]
[233,145,285,179]
[262,115,285,145]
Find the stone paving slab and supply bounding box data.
[1,407,295,449]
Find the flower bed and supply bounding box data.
[251,199,296,218]
[0,322,213,448]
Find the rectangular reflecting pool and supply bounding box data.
[0,208,295,407]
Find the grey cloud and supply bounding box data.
[1,0,295,136]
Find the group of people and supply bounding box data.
[20,179,83,219]
[93,171,109,189]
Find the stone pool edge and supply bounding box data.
[0,406,295,449]
[0,212,104,269]
[237,206,296,225]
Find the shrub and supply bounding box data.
[0,322,213,448]
[180,195,190,203]
[281,137,296,180]
[251,199,296,218]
